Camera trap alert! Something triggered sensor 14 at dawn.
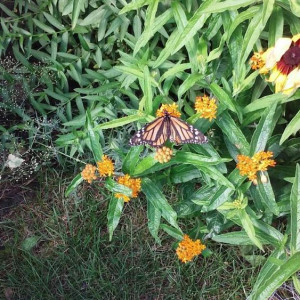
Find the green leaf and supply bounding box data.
[33,18,56,34]
[72,0,84,29]
[12,44,32,70]
[280,109,300,145]
[159,63,191,83]
[250,218,284,247]
[262,0,275,24]
[256,174,279,216]
[160,224,183,240]
[119,0,149,14]
[206,169,244,211]
[122,146,143,175]
[288,0,300,17]
[178,74,204,100]
[86,109,103,162]
[268,6,283,47]
[95,114,145,130]
[115,65,158,87]
[143,66,153,115]
[133,0,159,55]
[243,93,288,113]
[170,165,201,184]
[65,173,83,197]
[216,111,250,155]
[107,196,124,241]
[171,0,217,54]
[104,178,132,196]
[43,12,65,30]
[251,248,286,295]
[147,199,162,244]
[226,6,260,41]
[210,83,238,115]
[174,152,231,166]
[250,103,278,155]
[79,6,105,26]
[0,3,18,17]
[238,209,264,250]
[22,236,40,251]
[250,252,300,300]
[212,231,270,245]
[290,164,300,253]
[142,178,179,229]
[239,8,264,65]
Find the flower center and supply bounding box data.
[282,46,300,66]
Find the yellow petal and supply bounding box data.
[283,68,300,90]
[282,87,296,95]
[292,34,300,42]
[275,73,288,93]
[268,68,281,82]
[259,66,269,74]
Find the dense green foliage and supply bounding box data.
[1,0,300,298]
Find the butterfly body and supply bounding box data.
[129,111,208,147]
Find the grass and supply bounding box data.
[0,169,260,300]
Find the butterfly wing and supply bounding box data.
[129,116,168,147]
[169,116,208,144]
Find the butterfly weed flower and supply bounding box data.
[252,151,276,171]
[195,95,217,121]
[250,51,268,72]
[236,151,276,182]
[97,155,114,177]
[176,234,206,263]
[81,164,97,184]
[156,103,181,118]
[251,34,300,95]
[154,146,173,163]
[115,174,141,203]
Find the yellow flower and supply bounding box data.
[156,103,181,118]
[195,95,217,121]
[97,155,114,177]
[114,174,141,202]
[154,146,173,163]
[115,193,130,203]
[251,34,300,95]
[81,164,97,184]
[236,151,276,182]
[176,234,206,263]
[250,52,266,70]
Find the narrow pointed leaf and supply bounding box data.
[107,196,124,241]
[290,164,300,253]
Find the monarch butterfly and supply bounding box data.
[129,111,208,147]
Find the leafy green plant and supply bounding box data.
[2,0,300,298]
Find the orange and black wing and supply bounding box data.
[129,116,168,147]
[169,116,208,145]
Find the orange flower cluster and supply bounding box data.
[81,155,114,184]
[250,52,266,71]
[195,95,217,121]
[154,146,173,163]
[156,103,181,118]
[236,151,276,181]
[176,234,206,263]
[81,164,97,184]
[97,155,114,177]
[115,174,141,203]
